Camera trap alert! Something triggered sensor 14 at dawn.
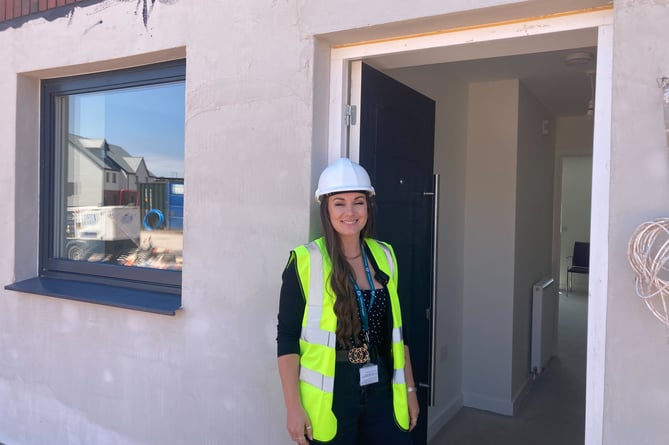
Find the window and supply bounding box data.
[7,60,186,314]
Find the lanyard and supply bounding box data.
[350,243,376,333]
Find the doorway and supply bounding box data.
[327,8,612,444]
[559,156,593,293]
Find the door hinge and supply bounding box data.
[344,104,357,126]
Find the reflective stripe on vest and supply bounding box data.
[295,240,338,441]
[364,239,410,430]
[295,237,409,441]
[299,365,334,393]
[300,242,338,350]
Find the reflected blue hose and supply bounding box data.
[143,209,164,231]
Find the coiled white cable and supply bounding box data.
[627,218,669,333]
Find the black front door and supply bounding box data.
[359,63,436,445]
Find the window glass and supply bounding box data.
[54,81,184,271]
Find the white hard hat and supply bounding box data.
[315,158,375,203]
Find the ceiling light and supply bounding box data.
[564,51,594,66]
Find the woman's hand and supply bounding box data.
[286,403,313,443]
[278,354,313,443]
[403,346,420,431]
[408,390,420,431]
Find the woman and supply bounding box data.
[277,158,419,444]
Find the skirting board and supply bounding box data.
[463,391,514,416]
[463,377,533,416]
[427,394,463,442]
[511,377,534,415]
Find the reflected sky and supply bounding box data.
[68,82,185,178]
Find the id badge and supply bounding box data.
[359,364,379,386]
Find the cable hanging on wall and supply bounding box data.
[627,218,669,337]
[658,77,669,148]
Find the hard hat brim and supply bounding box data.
[315,186,375,203]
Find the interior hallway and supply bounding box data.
[429,291,588,445]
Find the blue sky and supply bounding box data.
[69,81,185,178]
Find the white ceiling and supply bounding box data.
[372,29,599,117]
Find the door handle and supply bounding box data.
[427,174,439,406]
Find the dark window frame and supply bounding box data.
[5,60,186,315]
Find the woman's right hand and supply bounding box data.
[286,403,313,443]
[278,354,312,443]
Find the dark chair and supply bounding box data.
[567,241,590,293]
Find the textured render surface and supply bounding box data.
[604,1,669,444]
[1,0,662,444]
[0,1,550,444]
[0,1,314,444]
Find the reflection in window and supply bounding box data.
[57,82,185,271]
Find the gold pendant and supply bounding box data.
[348,344,369,364]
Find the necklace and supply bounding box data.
[348,244,376,365]
[345,252,362,260]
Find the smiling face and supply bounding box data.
[327,192,368,240]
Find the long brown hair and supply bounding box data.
[320,192,377,348]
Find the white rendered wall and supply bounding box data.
[601,1,669,443]
[0,2,314,444]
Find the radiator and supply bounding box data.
[530,277,557,377]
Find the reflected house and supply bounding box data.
[67,133,153,208]
[62,134,182,268]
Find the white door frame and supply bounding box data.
[326,8,613,444]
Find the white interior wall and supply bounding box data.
[431,76,469,432]
[463,79,519,414]
[555,117,594,157]
[512,83,556,400]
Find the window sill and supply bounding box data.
[5,277,181,315]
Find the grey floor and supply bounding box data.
[429,291,588,445]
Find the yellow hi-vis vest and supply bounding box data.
[293,237,409,442]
